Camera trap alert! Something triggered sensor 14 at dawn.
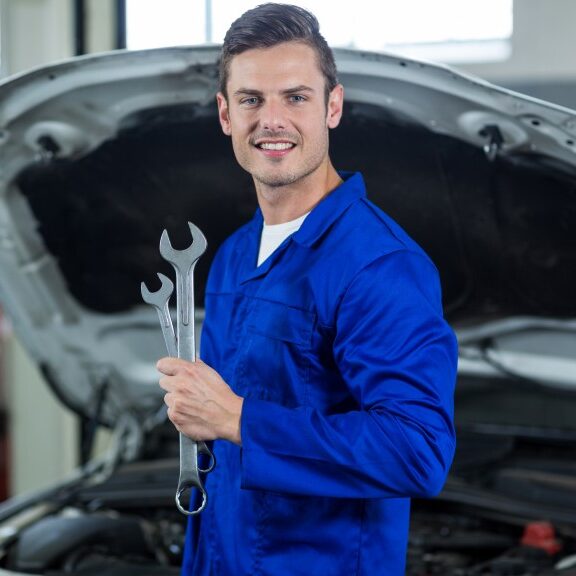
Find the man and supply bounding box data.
[157,4,457,575]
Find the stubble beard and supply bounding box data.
[252,162,318,189]
[239,131,329,191]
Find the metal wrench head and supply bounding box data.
[159,222,207,270]
[141,272,178,356]
[140,272,174,308]
[159,221,207,336]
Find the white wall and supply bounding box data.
[462,0,576,82]
[85,0,116,55]
[1,0,576,497]
[4,337,77,495]
[1,0,73,77]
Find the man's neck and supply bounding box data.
[256,162,343,225]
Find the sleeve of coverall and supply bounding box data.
[239,250,458,499]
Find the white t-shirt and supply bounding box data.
[257,212,310,266]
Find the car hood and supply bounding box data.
[0,46,575,427]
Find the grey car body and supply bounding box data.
[0,46,575,575]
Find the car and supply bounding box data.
[0,45,575,575]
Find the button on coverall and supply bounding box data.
[182,172,458,575]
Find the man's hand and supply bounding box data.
[157,357,244,446]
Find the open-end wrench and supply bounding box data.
[159,221,215,516]
[140,273,177,430]
[141,273,177,357]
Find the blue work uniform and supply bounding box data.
[182,172,457,575]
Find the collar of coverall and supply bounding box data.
[251,171,367,248]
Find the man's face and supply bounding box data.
[216,41,343,189]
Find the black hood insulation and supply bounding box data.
[17,101,576,322]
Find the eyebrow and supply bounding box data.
[282,85,315,95]
[232,85,316,97]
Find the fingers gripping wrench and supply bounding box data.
[141,222,215,515]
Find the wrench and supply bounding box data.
[158,221,215,516]
[141,273,177,357]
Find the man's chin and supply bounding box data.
[253,171,299,188]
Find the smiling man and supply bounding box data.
[216,40,343,214]
[157,4,458,575]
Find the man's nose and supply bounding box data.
[259,99,286,131]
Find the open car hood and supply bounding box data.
[0,46,575,426]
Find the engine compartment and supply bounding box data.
[2,426,576,576]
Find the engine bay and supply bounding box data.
[0,425,575,576]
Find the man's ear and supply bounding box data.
[216,92,232,135]
[326,84,344,129]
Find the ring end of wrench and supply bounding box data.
[176,481,208,516]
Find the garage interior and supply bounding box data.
[0,0,575,506]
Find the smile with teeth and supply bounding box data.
[257,142,295,150]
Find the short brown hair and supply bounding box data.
[219,3,338,102]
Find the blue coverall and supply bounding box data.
[182,172,458,575]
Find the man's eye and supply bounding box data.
[289,95,306,103]
[241,97,260,105]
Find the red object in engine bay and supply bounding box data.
[521,521,562,555]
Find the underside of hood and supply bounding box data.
[0,46,575,424]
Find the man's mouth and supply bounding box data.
[256,141,295,151]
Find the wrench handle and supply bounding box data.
[174,264,216,513]
[175,265,198,362]
[155,305,177,357]
[176,433,207,515]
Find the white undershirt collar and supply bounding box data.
[257,211,310,266]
